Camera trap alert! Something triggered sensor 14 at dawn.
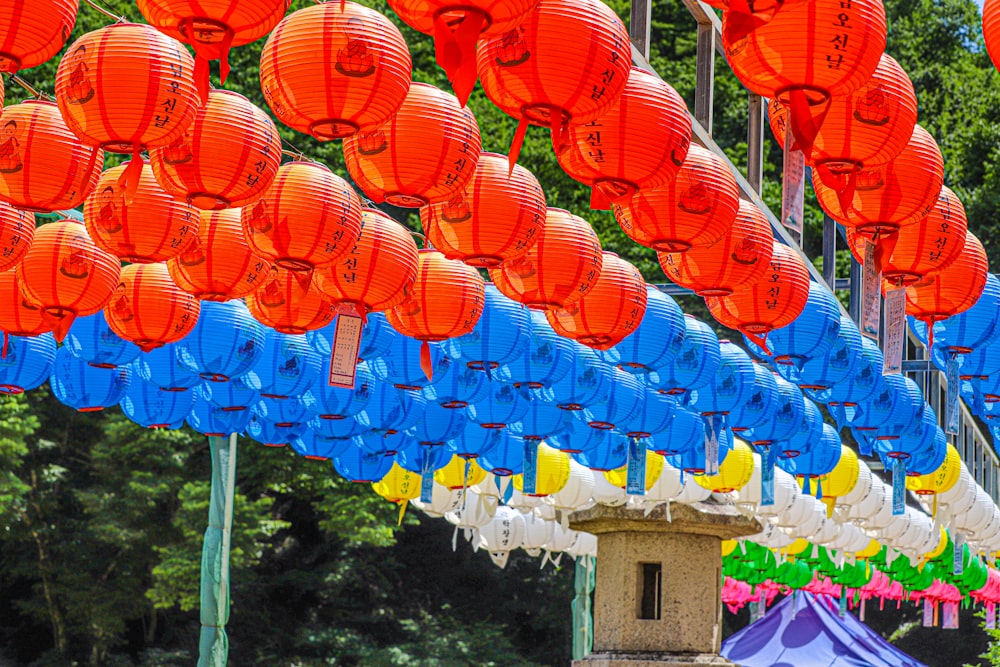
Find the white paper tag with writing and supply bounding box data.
[882,287,906,375]
[946,355,960,436]
[923,599,934,627]
[328,310,363,388]
[781,128,805,238]
[862,239,881,341]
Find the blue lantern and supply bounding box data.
[301,361,373,419]
[571,433,629,471]
[333,447,394,482]
[933,336,1000,380]
[582,368,644,430]
[893,424,947,477]
[446,424,503,459]
[307,413,371,439]
[50,347,130,412]
[651,316,721,395]
[622,390,676,438]
[687,340,757,420]
[395,439,450,474]
[357,430,406,455]
[847,374,924,452]
[290,431,354,460]
[873,404,942,472]
[549,415,616,454]
[133,344,201,391]
[805,336,883,407]
[747,375,805,448]
[200,372,262,412]
[410,402,468,444]
[911,274,1000,354]
[0,332,56,394]
[729,363,778,434]
[369,336,448,390]
[455,284,528,372]
[748,282,840,369]
[247,414,306,446]
[501,310,575,389]
[310,311,397,362]
[120,379,193,429]
[255,330,321,399]
[424,355,491,408]
[365,381,427,433]
[603,285,685,372]
[468,383,530,428]
[667,426,733,474]
[780,397,824,459]
[535,345,611,410]
[779,423,841,481]
[477,431,527,476]
[795,315,862,391]
[647,406,704,456]
[253,396,308,426]
[64,312,140,368]
[513,401,573,441]
[176,300,265,382]
[187,390,253,436]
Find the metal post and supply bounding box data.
[694,21,715,133]
[747,93,765,195]
[822,215,836,291]
[629,0,652,60]
[847,254,862,325]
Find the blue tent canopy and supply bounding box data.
[721,593,927,667]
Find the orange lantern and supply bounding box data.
[421,152,546,268]
[0,0,78,73]
[149,90,282,211]
[167,208,272,302]
[0,100,103,212]
[0,269,50,336]
[724,0,886,151]
[905,231,988,324]
[242,160,363,276]
[705,242,810,350]
[260,1,412,140]
[986,0,1000,73]
[0,200,31,272]
[812,124,944,237]
[558,67,691,210]
[546,252,647,350]
[246,266,338,334]
[612,144,740,252]
[706,0,809,42]
[488,208,603,310]
[54,23,200,200]
[315,208,419,316]
[768,54,917,188]
[84,161,198,264]
[137,0,289,97]
[343,82,482,207]
[847,187,967,288]
[386,249,484,378]
[387,0,538,104]
[105,263,200,351]
[16,219,121,341]
[476,0,632,164]
[658,199,775,296]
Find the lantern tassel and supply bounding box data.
[218,30,234,87]
[817,165,858,216]
[118,149,144,206]
[397,500,407,526]
[508,117,529,173]
[44,311,75,344]
[1,332,7,360]
[589,186,612,211]
[549,112,566,157]
[419,340,434,382]
[784,88,830,155]
[721,10,765,45]
[193,55,211,103]
[434,10,486,107]
[743,330,770,354]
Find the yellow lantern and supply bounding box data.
[372,463,421,503]
[695,440,753,493]
[513,443,571,497]
[434,455,487,490]
[907,444,961,496]
[604,451,666,492]
[922,527,949,562]
[855,539,882,560]
[784,538,811,557]
[722,539,738,557]
[818,445,860,498]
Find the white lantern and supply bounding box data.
[567,532,598,558]
[479,506,526,567]
[445,489,495,529]
[507,488,545,512]
[756,468,799,517]
[736,453,763,509]
[858,482,896,530]
[591,469,628,506]
[838,460,874,508]
[548,460,597,512]
[847,478,884,524]
[411,484,464,517]
[813,517,842,546]
[674,475,712,504]
[520,510,555,557]
[879,511,913,542]
[545,520,579,554]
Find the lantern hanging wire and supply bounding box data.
[82,0,129,23]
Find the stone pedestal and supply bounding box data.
[570,502,760,667]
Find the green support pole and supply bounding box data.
[198,434,238,667]
[572,554,596,660]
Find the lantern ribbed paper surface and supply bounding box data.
[386,249,484,343]
[105,263,200,352]
[0,0,78,73]
[176,299,265,382]
[246,266,338,334]
[0,269,50,336]
[905,231,988,323]
[0,200,31,272]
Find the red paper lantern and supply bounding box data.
[137,0,289,97]
[84,161,198,264]
[315,208,419,315]
[149,90,282,210]
[558,67,692,210]
[54,23,200,198]
[0,269,50,336]
[985,0,1000,73]
[905,231,988,324]
[612,144,740,252]
[489,208,603,310]
[260,1,412,140]
[705,0,809,42]
[421,152,546,268]
[167,208,272,302]
[812,124,944,237]
[16,219,121,341]
[476,0,631,163]
[343,82,482,207]
[387,0,538,104]
[0,99,103,212]
[105,263,200,351]
[847,186,967,288]
[658,199,775,297]
[0,200,31,272]
[768,54,917,186]
[705,242,810,349]
[546,252,647,350]
[242,160,363,275]
[0,0,78,73]
[724,0,886,151]
[246,266,338,334]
